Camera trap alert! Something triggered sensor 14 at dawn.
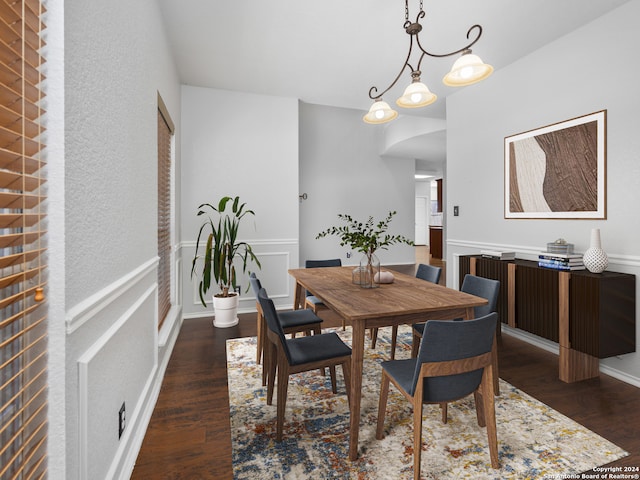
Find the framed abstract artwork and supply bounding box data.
[504,110,606,219]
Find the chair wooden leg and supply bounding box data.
[411,332,421,358]
[440,402,448,424]
[313,326,327,377]
[412,398,424,480]
[256,308,263,365]
[390,325,398,360]
[491,337,500,395]
[329,365,337,394]
[473,391,486,427]
[266,343,277,405]
[261,337,269,386]
[482,366,500,469]
[376,372,390,439]
[370,327,379,349]
[276,356,290,442]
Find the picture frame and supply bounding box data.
[504,110,606,219]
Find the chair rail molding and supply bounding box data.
[66,257,159,334]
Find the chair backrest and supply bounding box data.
[304,259,342,296]
[411,312,498,402]
[249,272,262,300]
[416,263,442,284]
[461,274,500,318]
[305,259,342,268]
[257,288,292,363]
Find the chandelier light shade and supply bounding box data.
[443,50,494,86]
[365,0,493,124]
[363,99,399,124]
[396,73,437,108]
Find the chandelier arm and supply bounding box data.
[416,24,483,58]
[368,36,418,100]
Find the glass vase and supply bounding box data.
[352,266,367,285]
[359,252,380,289]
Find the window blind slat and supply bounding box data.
[0,265,45,291]
[0,191,43,209]
[0,331,45,372]
[0,247,43,269]
[0,104,41,136]
[0,124,43,154]
[0,308,45,349]
[0,282,44,311]
[0,231,41,248]
[0,148,43,174]
[0,213,43,228]
[0,169,44,190]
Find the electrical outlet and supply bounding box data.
[453,206,459,216]
[118,402,126,439]
[234,285,241,294]
[346,252,351,259]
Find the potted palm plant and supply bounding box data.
[191,195,261,327]
[316,211,413,288]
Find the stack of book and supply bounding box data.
[480,250,516,261]
[538,252,585,270]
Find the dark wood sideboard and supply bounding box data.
[459,255,636,383]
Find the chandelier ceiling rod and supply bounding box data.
[363,0,493,124]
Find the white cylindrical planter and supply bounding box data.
[583,228,608,273]
[212,293,239,328]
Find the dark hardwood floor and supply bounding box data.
[132,257,639,479]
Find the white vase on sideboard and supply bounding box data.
[583,228,608,273]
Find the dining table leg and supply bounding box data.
[348,320,365,461]
[293,281,304,310]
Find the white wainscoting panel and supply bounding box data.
[77,285,158,480]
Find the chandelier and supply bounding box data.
[363,0,493,124]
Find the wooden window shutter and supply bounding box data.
[157,95,173,328]
[0,0,48,477]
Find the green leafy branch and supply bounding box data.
[316,211,414,259]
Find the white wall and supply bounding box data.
[299,103,416,267]
[180,86,300,315]
[446,1,640,385]
[45,1,66,478]
[51,0,183,478]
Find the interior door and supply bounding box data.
[415,196,428,245]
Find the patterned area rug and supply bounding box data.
[228,327,627,479]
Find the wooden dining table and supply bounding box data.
[288,265,488,460]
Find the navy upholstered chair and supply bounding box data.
[249,273,324,386]
[257,288,352,441]
[370,263,443,359]
[415,263,442,284]
[376,313,500,480]
[304,258,344,328]
[411,274,499,358]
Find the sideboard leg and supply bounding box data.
[559,347,600,382]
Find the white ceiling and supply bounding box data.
[158,0,630,166]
